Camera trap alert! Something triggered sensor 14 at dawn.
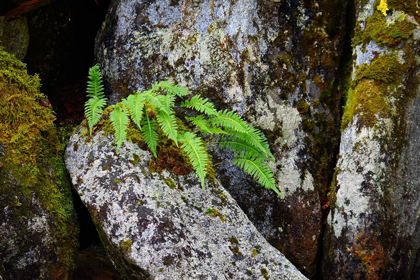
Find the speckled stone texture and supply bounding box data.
[323,0,420,278]
[65,129,307,280]
[94,0,348,276]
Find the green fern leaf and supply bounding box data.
[178,132,209,188]
[110,105,129,153]
[233,128,274,161]
[142,90,169,114]
[85,97,106,135]
[234,158,281,197]
[161,94,176,113]
[157,110,178,145]
[141,110,158,158]
[182,95,218,116]
[123,92,145,130]
[218,135,267,159]
[152,81,189,97]
[86,64,105,99]
[210,109,248,133]
[186,115,227,135]
[85,64,107,135]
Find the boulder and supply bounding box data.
[0,48,78,279]
[65,127,307,280]
[0,16,29,61]
[324,1,420,278]
[95,0,349,275]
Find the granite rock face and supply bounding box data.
[95,0,349,275]
[324,1,420,278]
[0,48,78,280]
[65,128,307,280]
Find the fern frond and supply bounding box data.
[186,115,227,135]
[178,132,209,188]
[85,97,107,135]
[123,92,145,130]
[233,127,274,161]
[161,94,176,113]
[142,90,169,114]
[210,109,248,133]
[152,81,190,97]
[141,109,158,158]
[86,64,105,99]
[234,158,281,197]
[182,95,218,116]
[157,110,178,145]
[110,105,129,153]
[218,135,267,159]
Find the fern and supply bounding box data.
[210,109,249,133]
[85,64,107,135]
[152,81,189,97]
[186,115,227,135]
[110,104,129,153]
[141,108,158,158]
[85,97,107,135]
[84,65,281,196]
[232,129,274,161]
[157,110,178,145]
[86,64,105,99]
[122,92,145,130]
[178,132,209,188]
[234,158,282,197]
[182,95,218,116]
[142,90,169,114]
[218,135,267,160]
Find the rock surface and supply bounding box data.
[95,0,349,275]
[0,48,78,279]
[0,16,29,60]
[324,1,420,278]
[65,127,307,280]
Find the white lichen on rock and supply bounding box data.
[65,129,307,279]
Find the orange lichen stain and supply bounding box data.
[345,230,385,280]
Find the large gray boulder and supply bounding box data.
[95,0,349,275]
[323,1,420,278]
[65,128,307,280]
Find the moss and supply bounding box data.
[181,196,189,205]
[128,153,141,165]
[0,47,78,276]
[229,237,239,244]
[296,99,310,114]
[355,55,399,84]
[261,268,269,279]
[252,248,258,258]
[342,54,403,130]
[246,269,253,275]
[164,178,177,190]
[193,205,203,212]
[354,2,417,47]
[205,208,227,223]
[119,239,132,253]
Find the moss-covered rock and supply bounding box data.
[0,48,78,279]
[324,0,420,278]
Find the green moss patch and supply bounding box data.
[355,1,417,47]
